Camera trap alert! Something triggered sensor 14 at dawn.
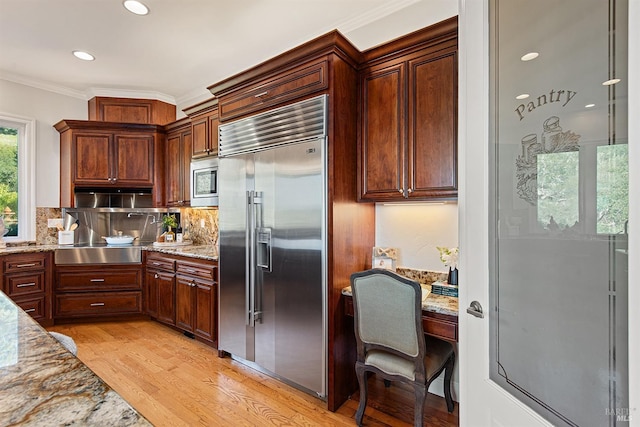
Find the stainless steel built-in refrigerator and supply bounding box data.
[218,95,327,398]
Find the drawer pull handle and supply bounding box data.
[90,302,105,307]
[185,268,196,273]
[17,282,37,288]
[24,308,36,313]
[16,263,37,268]
[152,262,161,265]
[254,91,269,98]
[90,278,105,282]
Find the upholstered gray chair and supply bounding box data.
[350,269,455,427]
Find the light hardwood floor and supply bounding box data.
[48,320,458,426]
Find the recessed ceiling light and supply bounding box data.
[602,78,621,86]
[123,0,149,15]
[516,94,530,100]
[520,52,539,61]
[72,50,95,61]
[585,104,595,108]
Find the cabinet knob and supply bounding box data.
[398,188,403,194]
[155,273,159,279]
[407,188,413,194]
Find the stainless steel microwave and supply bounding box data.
[190,157,218,207]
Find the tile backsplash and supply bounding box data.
[179,208,218,246]
[37,207,62,245]
[35,207,219,247]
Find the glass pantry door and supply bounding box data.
[458,0,635,425]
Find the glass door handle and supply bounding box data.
[466,300,484,318]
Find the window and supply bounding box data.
[0,114,36,242]
[536,143,629,235]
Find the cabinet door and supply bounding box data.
[156,271,176,326]
[194,279,215,342]
[358,63,406,201]
[73,133,113,185]
[166,132,182,205]
[166,129,191,206]
[175,276,194,332]
[408,51,457,198]
[207,113,219,157]
[191,116,209,159]
[181,131,192,204]
[144,270,159,318]
[113,134,154,186]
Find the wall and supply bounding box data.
[0,80,86,207]
[375,202,458,272]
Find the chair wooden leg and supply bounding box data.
[443,352,455,413]
[355,363,369,426]
[414,383,427,427]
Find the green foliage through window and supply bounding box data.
[0,126,18,237]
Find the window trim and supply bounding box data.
[0,113,36,242]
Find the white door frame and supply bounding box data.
[457,0,639,425]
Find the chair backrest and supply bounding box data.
[350,269,425,361]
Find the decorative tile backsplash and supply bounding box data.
[36,207,62,245]
[179,208,218,246]
[396,266,448,285]
[34,207,219,248]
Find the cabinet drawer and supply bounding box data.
[176,260,216,281]
[56,269,142,292]
[423,316,458,342]
[146,255,175,272]
[5,272,46,297]
[219,59,328,121]
[14,297,46,320]
[55,292,142,317]
[3,253,47,273]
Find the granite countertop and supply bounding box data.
[0,243,218,261]
[145,244,218,260]
[0,291,152,426]
[341,282,459,317]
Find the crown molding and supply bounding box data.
[86,87,176,104]
[336,0,420,34]
[0,72,87,100]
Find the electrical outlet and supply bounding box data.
[200,219,206,228]
[48,218,64,228]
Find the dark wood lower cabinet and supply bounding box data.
[175,275,215,343]
[145,252,217,347]
[1,252,53,326]
[54,264,143,321]
[145,268,175,325]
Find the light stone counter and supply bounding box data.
[0,291,151,426]
[0,243,218,261]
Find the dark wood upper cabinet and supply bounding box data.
[358,17,458,201]
[88,97,176,125]
[55,120,166,207]
[183,98,219,159]
[165,118,192,207]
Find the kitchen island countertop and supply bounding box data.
[0,290,152,426]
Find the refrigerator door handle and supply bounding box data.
[246,190,256,327]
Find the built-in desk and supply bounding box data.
[0,290,151,426]
[341,285,458,342]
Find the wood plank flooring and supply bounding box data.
[48,320,458,426]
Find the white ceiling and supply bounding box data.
[0,0,457,109]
